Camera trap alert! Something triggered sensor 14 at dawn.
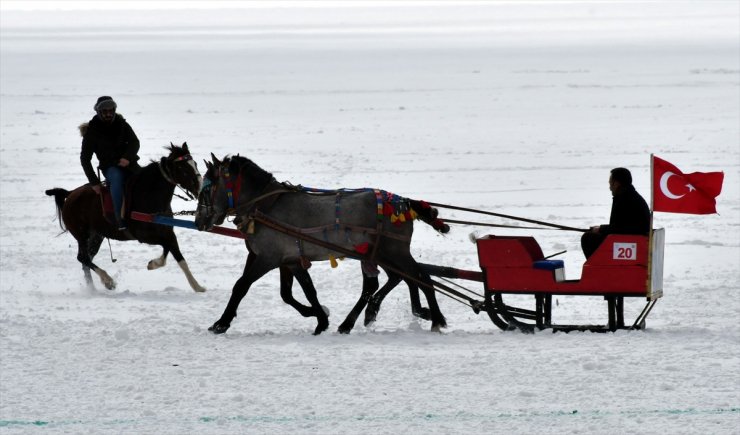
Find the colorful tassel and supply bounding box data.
[383,203,394,216]
[354,242,369,254]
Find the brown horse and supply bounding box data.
[46,143,205,292]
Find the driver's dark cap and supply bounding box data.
[94,96,117,112]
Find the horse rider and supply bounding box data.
[581,167,651,259]
[80,96,141,230]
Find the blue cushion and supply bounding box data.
[533,260,564,270]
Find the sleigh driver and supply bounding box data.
[80,96,141,230]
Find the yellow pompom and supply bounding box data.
[409,209,418,220]
[398,213,406,223]
[329,255,338,268]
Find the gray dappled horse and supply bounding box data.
[46,143,206,292]
[195,154,449,335]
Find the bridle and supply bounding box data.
[159,153,199,200]
[198,160,239,221]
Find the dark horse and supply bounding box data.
[46,143,205,292]
[195,154,449,335]
[277,262,431,334]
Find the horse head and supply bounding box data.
[195,153,275,232]
[161,142,202,199]
[195,153,231,231]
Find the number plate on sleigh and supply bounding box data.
[613,242,637,260]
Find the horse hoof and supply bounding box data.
[364,306,378,327]
[193,286,207,293]
[337,324,352,334]
[147,258,166,270]
[363,315,376,327]
[430,325,443,333]
[313,322,329,336]
[208,323,229,334]
[321,305,330,316]
[413,307,432,321]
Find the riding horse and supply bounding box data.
[46,143,206,292]
[195,153,449,335]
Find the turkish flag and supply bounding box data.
[653,155,724,214]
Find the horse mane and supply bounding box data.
[163,143,188,159]
[228,155,275,189]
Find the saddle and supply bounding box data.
[98,176,137,226]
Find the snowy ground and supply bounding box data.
[1,2,739,433]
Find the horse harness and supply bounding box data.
[213,164,413,269]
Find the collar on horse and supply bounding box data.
[222,166,240,210]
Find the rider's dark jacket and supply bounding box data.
[80,114,141,185]
[599,185,650,235]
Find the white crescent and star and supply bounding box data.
[659,171,696,200]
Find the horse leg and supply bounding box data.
[164,238,206,293]
[209,255,273,334]
[286,264,329,335]
[383,256,447,332]
[279,266,315,317]
[338,271,381,334]
[82,264,94,288]
[76,236,115,290]
[81,233,104,289]
[363,271,403,327]
[406,278,431,320]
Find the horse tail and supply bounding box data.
[45,188,70,231]
[409,199,450,234]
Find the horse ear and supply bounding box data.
[211,153,221,166]
[204,159,212,170]
[182,142,189,152]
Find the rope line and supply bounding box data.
[427,201,587,232]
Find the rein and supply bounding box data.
[216,162,306,216]
[427,202,587,232]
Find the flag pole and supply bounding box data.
[647,154,655,299]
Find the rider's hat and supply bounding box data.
[94,96,117,112]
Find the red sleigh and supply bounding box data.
[474,229,665,332]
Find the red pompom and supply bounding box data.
[383,203,394,216]
[354,242,370,254]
